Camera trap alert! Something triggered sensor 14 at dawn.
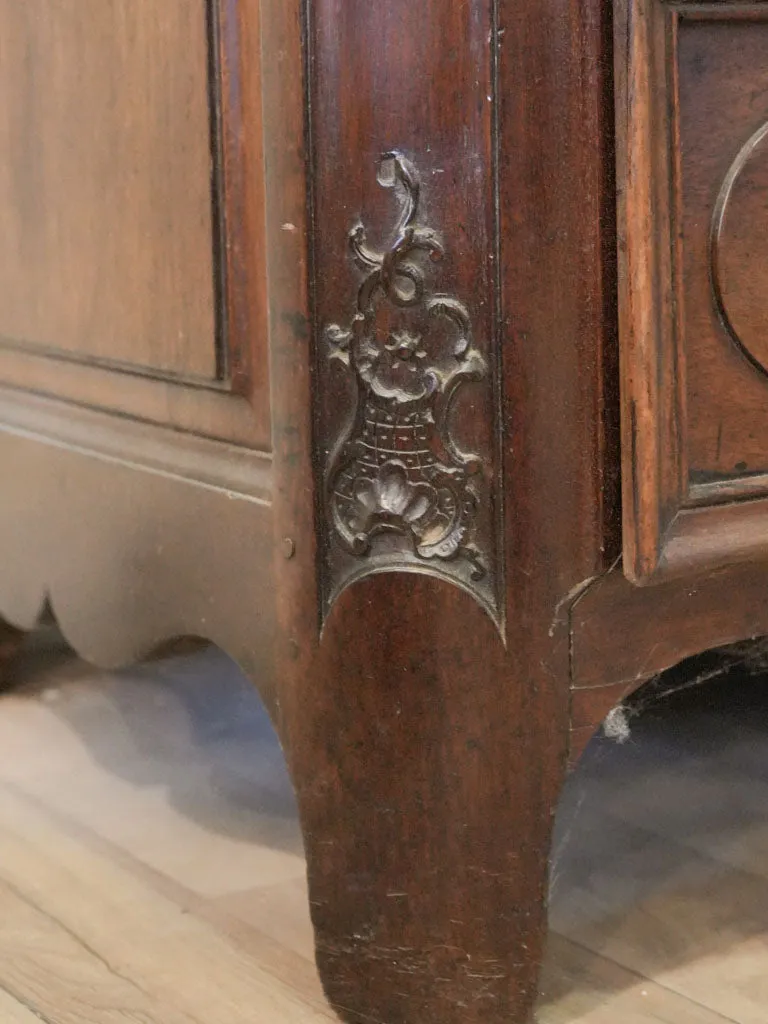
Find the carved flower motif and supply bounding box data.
[386,330,427,362]
[357,323,438,402]
[325,152,487,585]
[350,462,436,534]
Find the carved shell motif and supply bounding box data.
[323,151,494,613]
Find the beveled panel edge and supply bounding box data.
[670,1,768,18]
[0,386,272,504]
[688,474,768,506]
[658,499,768,579]
[207,0,232,384]
[214,0,271,405]
[0,345,266,449]
[623,497,768,586]
[616,0,675,581]
[615,0,696,584]
[0,334,233,393]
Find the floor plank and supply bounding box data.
[538,935,738,1024]
[0,784,335,1023]
[0,983,56,1024]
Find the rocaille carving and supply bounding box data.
[322,152,495,612]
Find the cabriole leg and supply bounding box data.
[278,575,571,1024]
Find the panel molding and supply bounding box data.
[0,333,232,392]
[0,385,271,503]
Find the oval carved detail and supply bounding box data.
[712,121,768,377]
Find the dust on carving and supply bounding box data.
[323,152,489,590]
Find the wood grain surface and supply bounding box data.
[0,0,272,448]
[0,0,216,379]
[266,0,619,1020]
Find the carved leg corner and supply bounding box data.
[304,778,560,1024]
[277,577,570,1024]
[262,0,590,1017]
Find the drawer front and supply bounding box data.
[616,0,768,581]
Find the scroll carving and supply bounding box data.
[322,152,496,615]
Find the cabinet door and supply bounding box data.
[616,0,768,583]
[0,1,275,674]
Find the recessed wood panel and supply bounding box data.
[0,0,272,453]
[0,0,217,380]
[616,0,768,583]
[681,17,768,486]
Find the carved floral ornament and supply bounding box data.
[322,152,494,607]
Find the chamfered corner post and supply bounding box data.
[263,0,614,1020]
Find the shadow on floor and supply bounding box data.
[2,625,303,855]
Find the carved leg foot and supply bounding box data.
[278,576,570,1024]
[0,619,24,689]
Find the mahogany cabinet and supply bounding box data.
[2,1,768,1021]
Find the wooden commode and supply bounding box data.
[1,2,767,1021]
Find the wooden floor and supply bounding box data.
[0,629,765,1023]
